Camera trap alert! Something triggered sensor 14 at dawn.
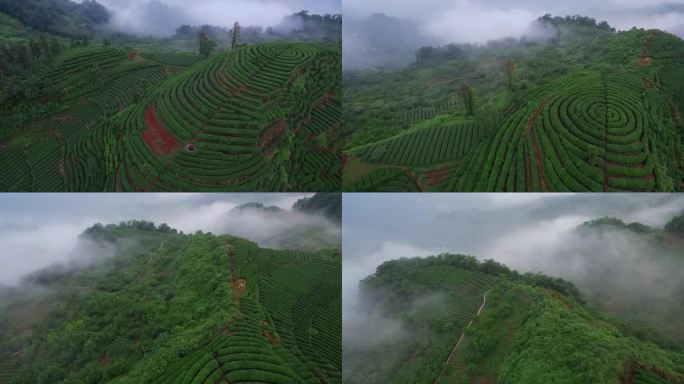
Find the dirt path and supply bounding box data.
[226,242,247,308]
[601,77,610,192]
[527,101,548,191]
[433,289,491,384]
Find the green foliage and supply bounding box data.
[349,253,684,384]
[0,41,340,192]
[0,0,109,38]
[343,21,684,192]
[665,213,684,232]
[581,217,655,233]
[292,192,341,221]
[0,225,341,384]
[197,26,216,58]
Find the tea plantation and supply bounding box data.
[0,222,341,384]
[343,20,684,192]
[0,41,341,192]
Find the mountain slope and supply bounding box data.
[343,18,684,192]
[344,254,684,384]
[0,41,341,192]
[0,222,341,383]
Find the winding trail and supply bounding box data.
[433,289,492,384]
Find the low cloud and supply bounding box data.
[343,194,684,345]
[88,0,340,36]
[0,193,338,286]
[343,0,684,68]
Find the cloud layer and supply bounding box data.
[79,0,341,36]
[344,0,684,44]
[0,193,337,285]
[343,193,684,349]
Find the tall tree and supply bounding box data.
[231,21,241,49]
[198,25,216,58]
[505,59,516,94]
[460,83,475,116]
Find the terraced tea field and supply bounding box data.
[343,30,684,192]
[0,229,341,384]
[150,239,341,384]
[0,42,341,192]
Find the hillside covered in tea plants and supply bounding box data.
[344,253,684,384]
[0,4,341,192]
[0,221,341,383]
[343,15,684,192]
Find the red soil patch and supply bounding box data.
[620,361,684,384]
[670,99,681,124]
[50,115,74,121]
[644,77,654,90]
[220,322,235,336]
[261,328,279,345]
[115,168,122,192]
[310,368,329,384]
[471,377,496,384]
[259,321,279,345]
[407,170,425,192]
[128,50,137,61]
[424,165,450,186]
[142,104,179,155]
[234,279,246,297]
[527,100,548,191]
[636,55,654,67]
[230,83,246,97]
[341,154,349,170]
[259,120,286,154]
[547,289,572,311]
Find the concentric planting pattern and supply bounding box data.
[120,43,341,192]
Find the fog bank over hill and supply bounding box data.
[0,193,340,285]
[343,194,684,346]
[343,0,684,69]
[77,0,341,36]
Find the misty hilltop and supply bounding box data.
[343,12,684,192]
[342,194,684,383]
[228,193,341,251]
[0,221,341,383]
[344,252,684,384]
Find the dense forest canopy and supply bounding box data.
[345,251,684,383]
[0,0,108,38]
[293,192,342,221]
[0,222,341,383]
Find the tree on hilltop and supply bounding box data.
[231,21,241,49]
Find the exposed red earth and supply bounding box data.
[142,104,179,155]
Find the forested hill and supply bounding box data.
[0,0,109,38]
[0,222,341,383]
[342,15,684,192]
[345,253,684,384]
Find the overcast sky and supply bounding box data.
[342,193,684,339]
[87,0,340,36]
[0,193,319,285]
[344,0,684,43]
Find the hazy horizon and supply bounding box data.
[0,193,341,285]
[345,0,684,44]
[76,0,341,36]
